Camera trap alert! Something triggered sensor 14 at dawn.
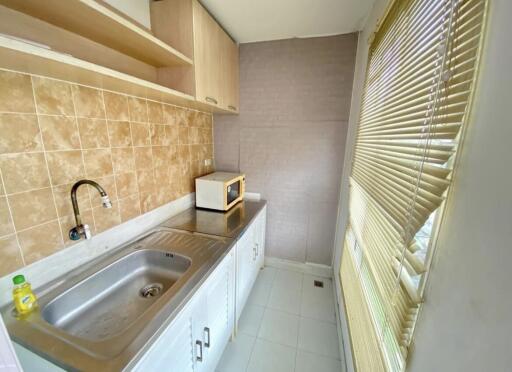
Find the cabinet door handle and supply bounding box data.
[205,96,218,105]
[228,105,237,111]
[255,243,259,257]
[253,245,257,261]
[204,327,211,348]
[196,340,203,362]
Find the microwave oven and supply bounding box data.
[195,172,245,211]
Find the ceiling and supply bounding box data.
[200,0,376,43]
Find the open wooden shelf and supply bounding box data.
[0,0,192,67]
[0,35,232,113]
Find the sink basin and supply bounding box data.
[42,249,191,341]
[2,228,233,371]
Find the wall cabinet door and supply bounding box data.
[220,31,239,112]
[192,0,222,108]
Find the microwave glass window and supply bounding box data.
[227,181,240,204]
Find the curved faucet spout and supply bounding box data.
[69,179,112,241]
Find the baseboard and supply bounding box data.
[264,256,332,278]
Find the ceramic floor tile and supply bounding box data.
[298,317,340,359]
[267,283,302,315]
[256,266,277,287]
[272,269,303,293]
[247,277,272,307]
[300,275,336,323]
[257,308,300,347]
[239,304,265,336]
[246,339,296,372]
[216,333,256,372]
[295,350,342,372]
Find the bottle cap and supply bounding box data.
[12,275,25,285]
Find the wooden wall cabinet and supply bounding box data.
[151,0,240,113]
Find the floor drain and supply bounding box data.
[314,280,324,288]
[140,283,163,298]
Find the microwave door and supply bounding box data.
[226,180,240,205]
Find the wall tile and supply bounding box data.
[46,150,85,185]
[0,235,23,277]
[136,169,155,193]
[152,146,168,168]
[8,188,57,230]
[179,127,190,144]
[162,104,177,125]
[119,194,141,222]
[103,91,129,121]
[77,118,110,149]
[127,97,147,122]
[134,147,153,170]
[165,126,179,145]
[0,71,35,113]
[115,172,138,198]
[147,101,163,124]
[32,77,74,115]
[18,221,63,265]
[92,202,121,233]
[111,147,135,174]
[72,85,105,118]
[39,115,81,151]
[131,122,151,146]
[139,191,156,213]
[108,121,132,147]
[83,148,113,178]
[0,152,50,193]
[0,113,42,154]
[0,197,14,237]
[151,124,167,146]
[175,107,188,127]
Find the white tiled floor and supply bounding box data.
[216,267,343,372]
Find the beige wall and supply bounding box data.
[334,0,512,371]
[214,34,358,265]
[0,70,213,277]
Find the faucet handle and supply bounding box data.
[69,224,92,240]
[83,224,92,239]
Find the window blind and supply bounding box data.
[340,0,487,370]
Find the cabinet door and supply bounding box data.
[236,224,256,321]
[255,209,266,269]
[202,251,234,371]
[133,306,195,372]
[192,0,221,107]
[219,31,239,112]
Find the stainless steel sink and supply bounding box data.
[42,249,191,341]
[2,228,234,371]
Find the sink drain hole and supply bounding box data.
[140,283,163,298]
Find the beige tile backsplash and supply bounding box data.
[0,69,214,277]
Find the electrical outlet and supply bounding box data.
[204,159,212,166]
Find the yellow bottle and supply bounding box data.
[12,275,38,316]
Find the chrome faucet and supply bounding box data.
[69,179,112,241]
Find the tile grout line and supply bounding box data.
[29,75,65,255]
[126,95,142,219]
[70,85,98,234]
[98,89,121,227]
[0,166,25,266]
